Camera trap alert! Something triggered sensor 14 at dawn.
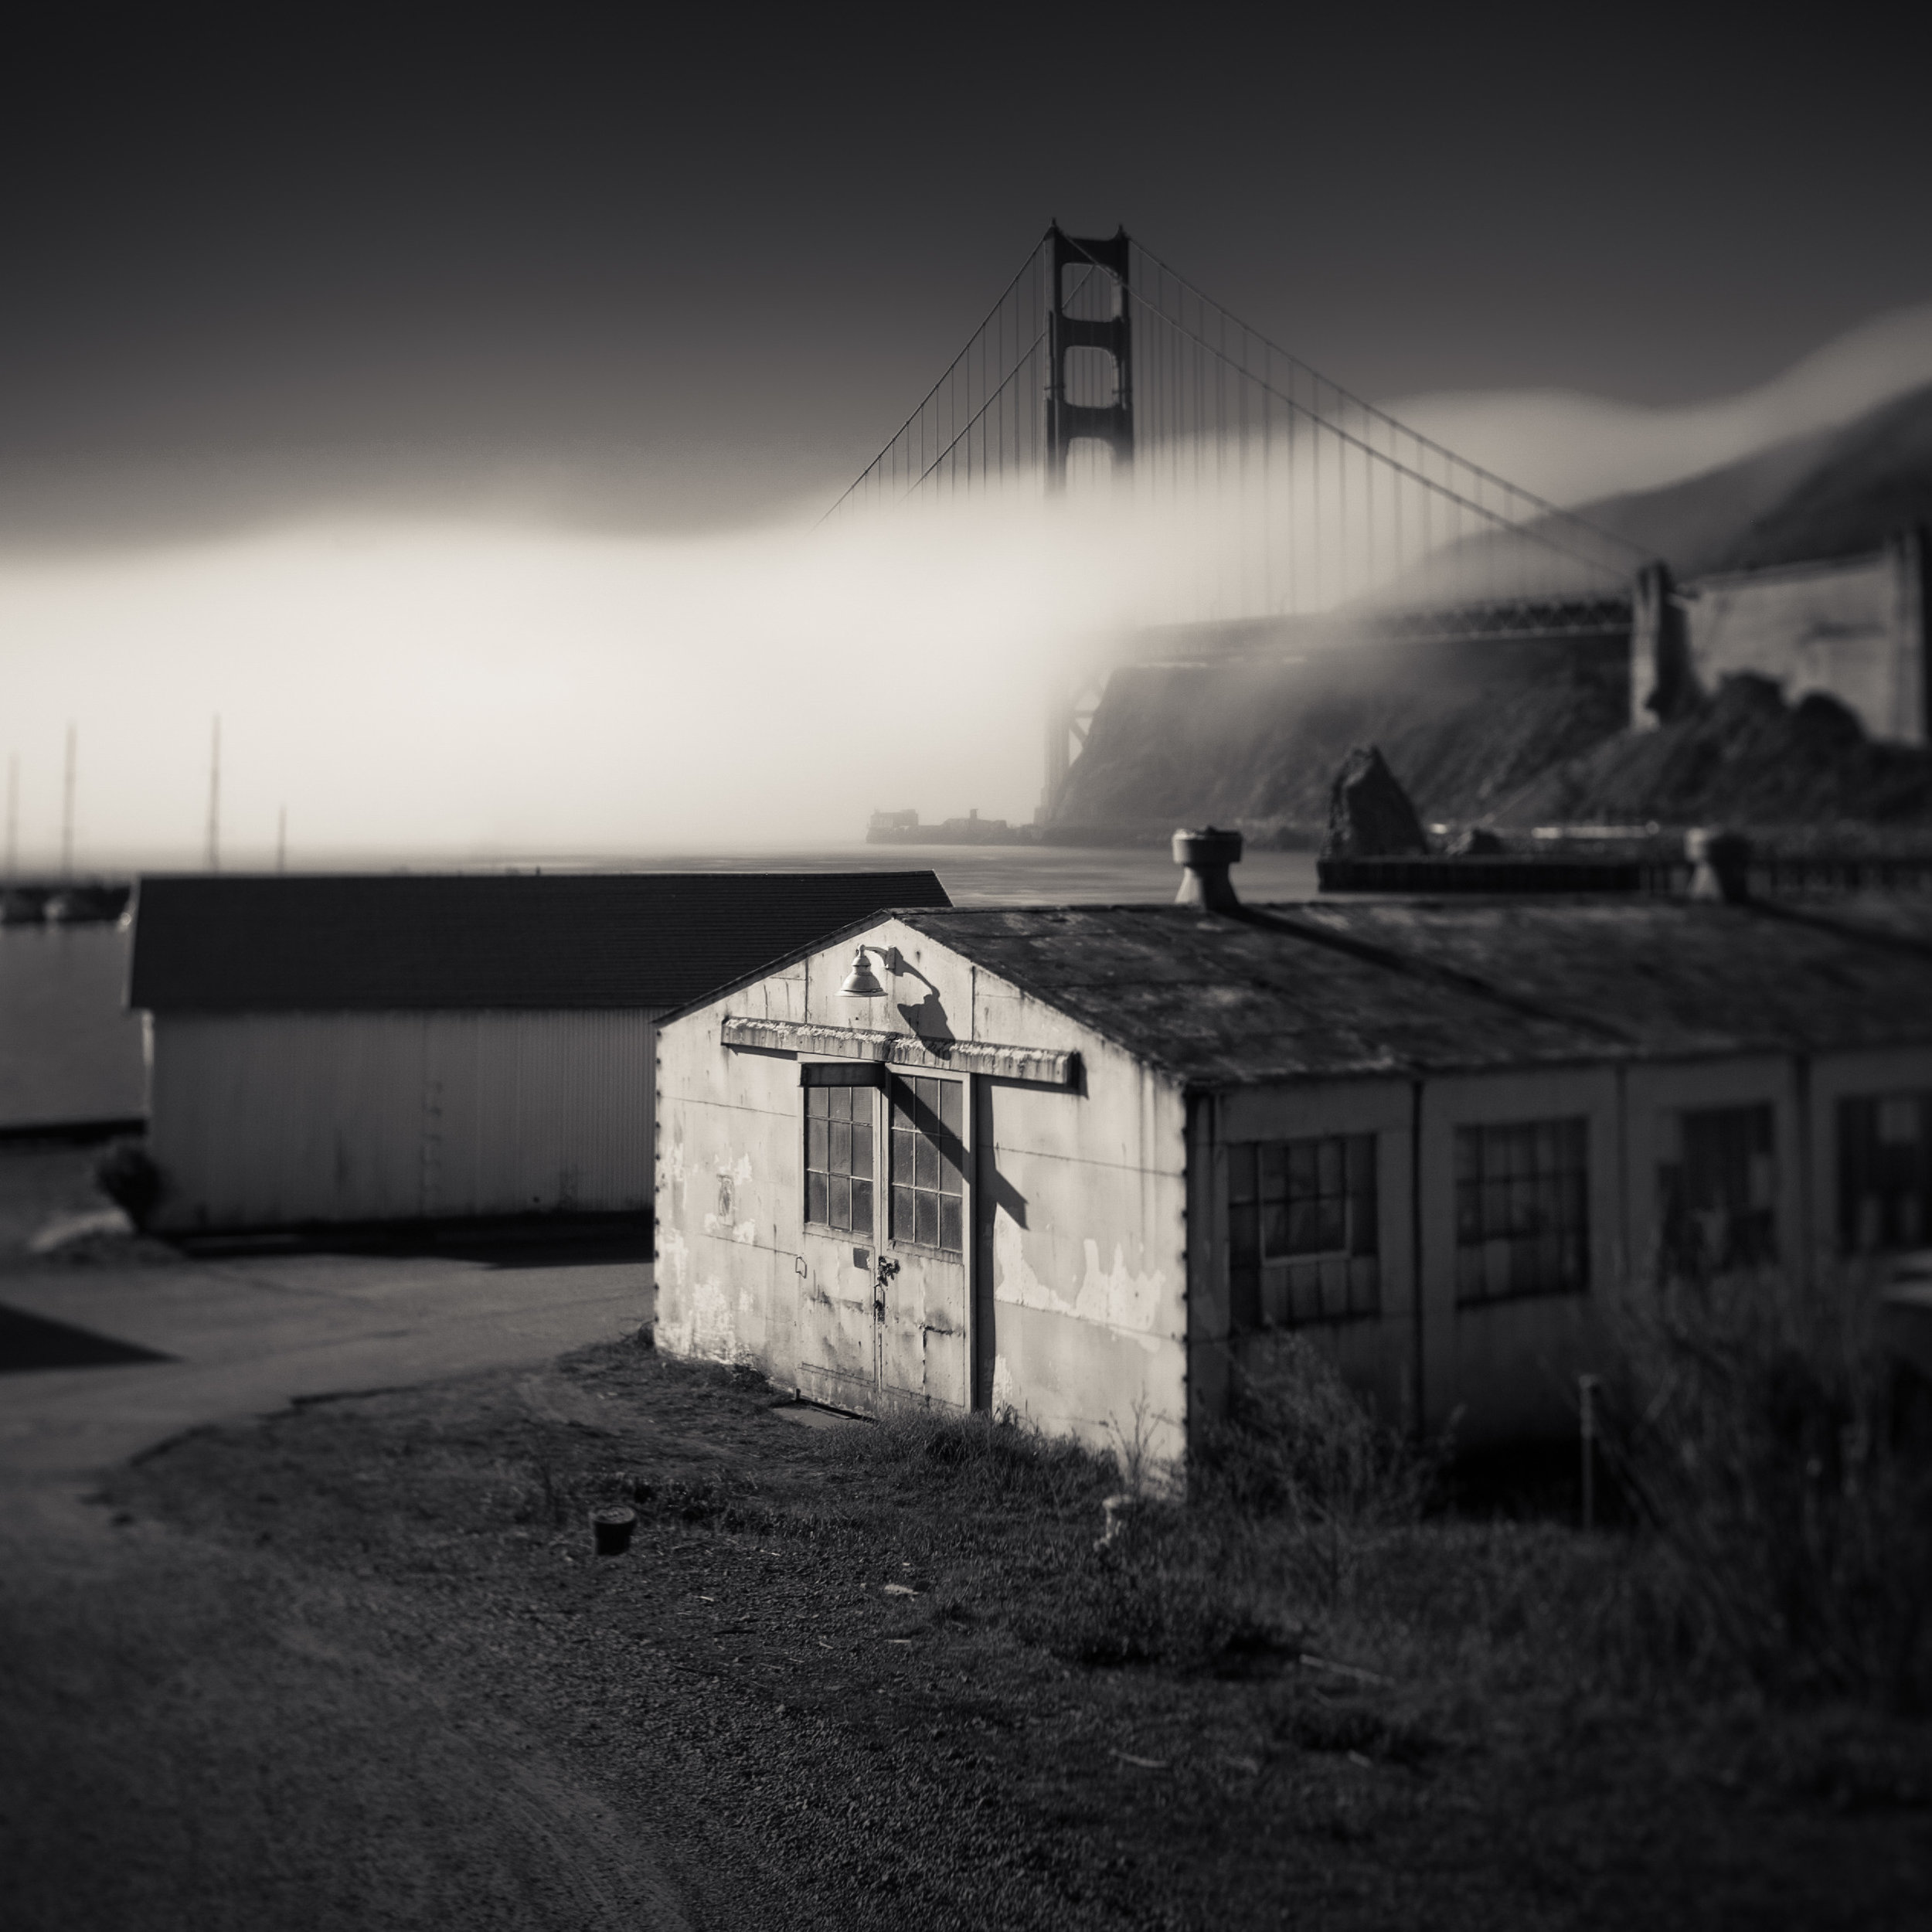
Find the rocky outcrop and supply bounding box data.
[1322,747,1427,859]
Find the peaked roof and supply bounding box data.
[129,871,951,1013]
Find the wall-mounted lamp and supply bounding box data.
[838,947,887,998]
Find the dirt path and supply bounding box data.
[1,1505,687,1930]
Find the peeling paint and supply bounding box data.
[991,1352,1016,1419]
[1077,1236,1164,1335]
[992,1213,1161,1349]
[658,1223,689,1289]
[686,1279,737,1362]
[702,1212,759,1244]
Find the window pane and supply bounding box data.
[807,1086,828,1118]
[1262,1141,1291,1201]
[892,1128,916,1184]
[850,1123,873,1180]
[1265,1201,1293,1255]
[806,1118,828,1172]
[1317,1199,1345,1253]
[1285,1200,1320,1254]
[938,1080,963,1133]
[1284,1140,1315,1198]
[917,1192,938,1247]
[805,1172,826,1225]
[1317,1138,1344,1197]
[939,1196,962,1253]
[916,1134,938,1190]
[829,1120,851,1172]
[829,1175,851,1230]
[891,1185,915,1240]
[1457,1116,1590,1304]
[852,1179,873,1230]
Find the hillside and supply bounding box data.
[1052,383,1932,841]
[1573,379,1932,574]
[1494,674,1932,831]
[1052,636,1628,838]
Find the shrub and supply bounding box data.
[1194,1331,1430,1531]
[94,1138,162,1229]
[1607,1267,1932,1711]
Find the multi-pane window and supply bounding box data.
[1839,1092,1932,1254]
[804,1072,875,1236]
[889,1075,964,1254]
[1657,1103,1776,1277]
[1228,1134,1379,1329]
[1455,1117,1589,1304]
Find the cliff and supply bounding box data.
[1050,634,1628,840]
[1051,383,1932,840]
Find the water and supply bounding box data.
[0,845,1318,1129]
[595,842,1321,906]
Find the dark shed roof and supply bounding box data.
[130,872,951,1013]
[881,897,1932,1087]
[1284,900,1932,1062]
[894,905,1611,1085]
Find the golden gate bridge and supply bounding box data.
[824,224,1652,818]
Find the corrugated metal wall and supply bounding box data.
[148,1010,656,1230]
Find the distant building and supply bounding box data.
[653,847,1932,1460]
[128,871,949,1233]
[1632,529,1928,743]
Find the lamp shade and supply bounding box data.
[838,948,885,998]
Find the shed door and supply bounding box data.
[796,1065,884,1410]
[879,1073,970,1410]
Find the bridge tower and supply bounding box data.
[1045,224,1134,487]
[1041,225,1134,819]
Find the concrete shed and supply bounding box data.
[652,869,1932,1469]
[130,870,949,1233]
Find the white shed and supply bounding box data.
[652,859,1932,1462]
[129,870,948,1233]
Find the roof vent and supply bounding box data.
[1172,826,1243,913]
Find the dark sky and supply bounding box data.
[5,8,1927,543]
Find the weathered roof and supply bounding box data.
[896,905,1614,1086]
[129,872,951,1013]
[882,896,1932,1087]
[1282,899,1932,1062]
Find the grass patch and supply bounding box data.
[97,1335,1932,1930]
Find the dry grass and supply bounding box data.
[1605,1266,1932,1711]
[77,1335,1932,1929]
